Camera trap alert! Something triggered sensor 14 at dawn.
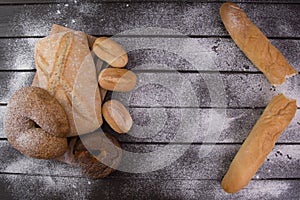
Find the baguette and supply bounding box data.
[220,2,298,85]
[33,30,102,136]
[221,93,297,193]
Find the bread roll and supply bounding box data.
[33,30,102,136]
[220,2,297,85]
[221,93,297,193]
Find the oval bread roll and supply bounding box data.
[221,93,297,193]
[220,2,297,85]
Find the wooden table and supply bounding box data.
[0,0,299,199]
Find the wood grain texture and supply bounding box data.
[1,37,299,72]
[115,72,300,108]
[1,0,299,4]
[0,174,299,200]
[1,71,299,107]
[0,38,37,70]
[0,1,299,199]
[0,141,299,179]
[0,3,299,37]
[0,72,35,104]
[1,106,299,142]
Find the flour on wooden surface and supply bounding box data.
[9,3,101,37]
[4,38,36,70]
[3,72,34,103]
[3,156,93,199]
[213,181,291,199]
[3,174,93,200]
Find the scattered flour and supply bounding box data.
[9,3,101,37]
[3,173,93,200]
[213,181,291,199]
[3,156,93,199]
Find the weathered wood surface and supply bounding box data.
[1,38,299,72]
[0,174,299,200]
[1,106,300,143]
[1,71,299,107]
[1,0,299,4]
[0,3,299,37]
[0,141,299,179]
[0,1,299,199]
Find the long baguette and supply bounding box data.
[220,2,297,85]
[221,93,297,193]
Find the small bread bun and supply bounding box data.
[102,100,133,134]
[4,87,69,159]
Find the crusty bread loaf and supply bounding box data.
[220,2,298,85]
[33,25,107,102]
[33,30,102,136]
[32,24,98,86]
[50,24,97,49]
[221,93,297,193]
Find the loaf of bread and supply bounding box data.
[221,93,297,193]
[220,2,297,85]
[50,24,97,49]
[32,30,102,136]
[32,24,107,102]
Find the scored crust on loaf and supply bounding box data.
[50,24,97,49]
[220,2,298,85]
[33,30,102,136]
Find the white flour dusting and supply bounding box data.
[213,181,291,199]
[3,174,93,200]
[3,156,93,199]
[9,3,104,37]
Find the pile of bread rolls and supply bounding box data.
[4,24,136,179]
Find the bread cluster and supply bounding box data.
[3,2,298,187]
[4,24,135,179]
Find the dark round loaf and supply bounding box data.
[4,87,69,159]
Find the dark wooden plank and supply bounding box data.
[0,106,5,138]
[1,0,299,4]
[1,106,299,143]
[0,38,37,70]
[121,37,300,72]
[0,141,299,179]
[118,108,300,143]
[0,3,299,37]
[0,0,66,3]
[1,71,299,107]
[115,72,300,108]
[0,72,35,104]
[0,174,299,200]
[1,38,299,72]
[1,0,300,4]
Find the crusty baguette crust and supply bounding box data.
[33,30,102,136]
[220,2,298,85]
[221,93,297,193]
